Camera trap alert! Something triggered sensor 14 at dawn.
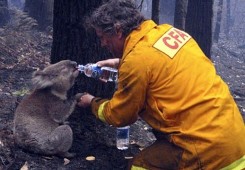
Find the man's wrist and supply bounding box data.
[91,97,108,117]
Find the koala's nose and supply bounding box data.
[70,61,77,67]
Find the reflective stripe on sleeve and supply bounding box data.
[220,155,245,170]
[98,101,109,123]
[131,165,148,170]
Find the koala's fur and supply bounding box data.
[13,60,80,158]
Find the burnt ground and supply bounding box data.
[0,26,155,170]
[0,26,244,170]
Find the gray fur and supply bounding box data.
[13,60,79,158]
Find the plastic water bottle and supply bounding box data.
[116,126,130,150]
[77,63,118,82]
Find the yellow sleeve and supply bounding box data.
[91,97,108,122]
[91,52,148,127]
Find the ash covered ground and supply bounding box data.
[0,21,244,170]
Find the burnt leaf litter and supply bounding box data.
[0,22,244,170]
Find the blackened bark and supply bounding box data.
[213,0,223,43]
[152,0,160,24]
[159,0,175,24]
[185,0,213,58]
[174,0,188,30]
[51,0,114,98]
[226,0,231,35]
[51,2,124,167]
[0,0,10,27]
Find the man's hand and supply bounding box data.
[96,58,120,68]
[76,92,95,108]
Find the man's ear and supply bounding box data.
[117,30,123,39]
[115,24,123,39]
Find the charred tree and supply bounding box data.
[152,0,160,24]
[24,0,53,30]
[174,0,188,30]
[0,0,10,27]
[51,1,127,168]
[159,0,175,24]
[213,0,223,43]
[230,0,245,43]
[51,0,115,99]
[185,0,213,58]
[225,0,231,35]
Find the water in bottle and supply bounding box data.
[77,63,118,82]
[116,126,130,150]
[101,66,118,82]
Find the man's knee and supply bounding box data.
[128,139,183,170]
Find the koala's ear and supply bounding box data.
[32,70,54,89]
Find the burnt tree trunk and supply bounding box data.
[51,1,128,169]
[24,0,53,30]
[160,0,175,24]
[213,0,223,43]
[185,0,213,58]
[174,0,188,30]
[225,0,231,36]
[152,0,160,24]
[0,0,10,27]
[51,0,114,98]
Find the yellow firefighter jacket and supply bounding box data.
[91,20,245,169]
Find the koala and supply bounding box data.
[13,60,80,158]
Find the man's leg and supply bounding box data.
[128,139,183,170]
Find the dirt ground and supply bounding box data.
[0,27,244,169]
[0,27,156,170]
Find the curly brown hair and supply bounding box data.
[86,0,145,37]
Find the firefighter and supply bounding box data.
[78,0,245,169]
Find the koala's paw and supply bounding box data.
[58,152,76,158]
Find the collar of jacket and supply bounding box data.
[122,20,157,61]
